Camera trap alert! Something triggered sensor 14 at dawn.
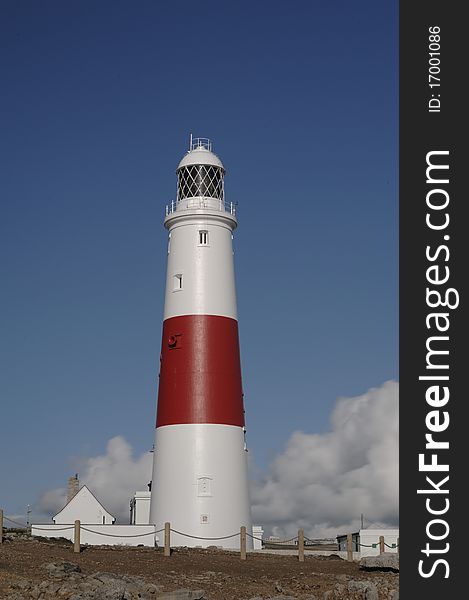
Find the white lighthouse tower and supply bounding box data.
[149,137,252,548]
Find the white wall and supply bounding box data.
[359,528,399,557]
[131,491,151,525]
[54,487,114,525]
[31,524,157,547]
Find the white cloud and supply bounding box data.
[37,381,398,536]
[251,380,399,538]
[39,488,68,515]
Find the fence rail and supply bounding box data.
[1,510,398,563]
[162,523,305,562]
[0,511,305,562]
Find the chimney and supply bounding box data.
[67,474,79,502]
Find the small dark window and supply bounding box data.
[199,230,209,245]
[173,274,183,290]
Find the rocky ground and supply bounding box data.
[0,531,398,599]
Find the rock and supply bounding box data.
[157,590,206,600]
[145,582,164,595]
[4,571,169,600]
[6,593,28,600]
[334,583,345,594]
[347,580,379,600]
[360,553,399,572]
[364,584,379,600]
[43,561,81,577]
[271,582,296,598]
[86,571,158,598]
[389,590,399,600]
[11,579,31,590]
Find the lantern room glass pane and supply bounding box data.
[177,164,224,200]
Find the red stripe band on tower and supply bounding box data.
[156,314,245,427]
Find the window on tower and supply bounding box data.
[199,230,209,245]
[173,274,183,291]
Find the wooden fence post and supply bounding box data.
[346,533,353,561]
[379,535,385,554]
[164,522,171,556]
[0,509,3,544]
[73,520,81,553]
[298,529,304,562]
[240,526,247,560]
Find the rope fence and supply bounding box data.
[161,524,307,562]
[264,536,299,545]
[31,526,74,532]
[341,533,399,560]
[3,516,28,528]
[357,542,398,548]
[245,532,265,543]
[80,526,157,539]
[0,510,398,563]
[169,529,240,541]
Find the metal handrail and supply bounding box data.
[190,137,212,151]
[165,198,237,216]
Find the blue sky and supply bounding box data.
[0,0,397,522]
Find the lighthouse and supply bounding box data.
[149,137,253,548]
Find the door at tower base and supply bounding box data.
[151,423,253,549]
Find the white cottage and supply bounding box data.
[53,479,115,525]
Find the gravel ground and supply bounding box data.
[0,533,399,599]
